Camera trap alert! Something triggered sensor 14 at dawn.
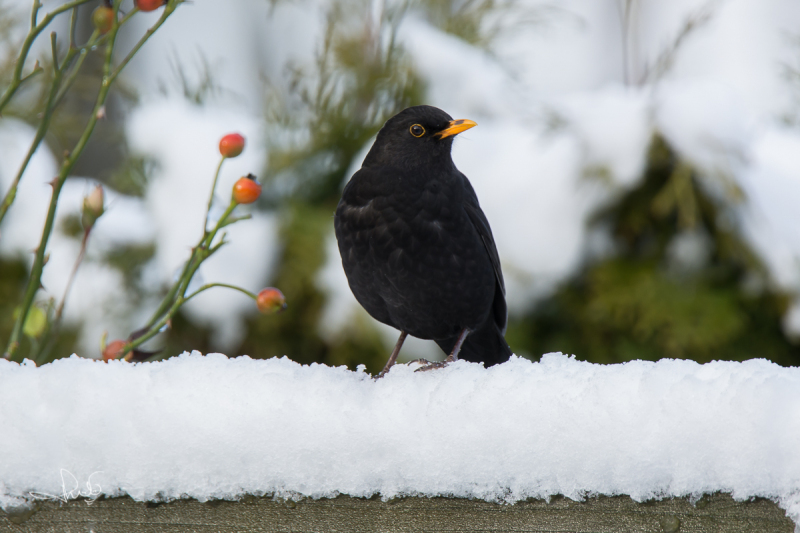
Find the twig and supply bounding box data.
[55,228,91,323]
[0,0,95,114]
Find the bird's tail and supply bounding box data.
[436,321,512,367]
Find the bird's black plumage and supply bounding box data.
[334,105,512,371]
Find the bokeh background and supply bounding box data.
[2,0,800,371]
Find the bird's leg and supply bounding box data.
[375,330,408,379]
[415,327,471,372]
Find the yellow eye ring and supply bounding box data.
[409,124,425,137]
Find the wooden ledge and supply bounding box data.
[1,492,793,532]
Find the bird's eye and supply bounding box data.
[409,124,425,137]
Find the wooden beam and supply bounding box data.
[2,492,793,532]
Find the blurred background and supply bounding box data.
[1,0,799,371]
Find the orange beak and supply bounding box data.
[434,119,477,139]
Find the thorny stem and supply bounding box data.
[4,1,182,360]
[0,0,94,114]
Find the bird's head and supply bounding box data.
[362,105,477,170]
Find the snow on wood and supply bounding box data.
[1,352,798,529]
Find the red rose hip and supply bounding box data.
[102,339,127,361]
[219,133,245,158]
[257,288,287,314]
[136,0,166,12]
[232,174,261,204]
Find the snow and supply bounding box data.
[0,352,798,527]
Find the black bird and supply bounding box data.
[334,105,512,376]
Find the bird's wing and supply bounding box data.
[462,184,505,296]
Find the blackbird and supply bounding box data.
[334,105,512,375]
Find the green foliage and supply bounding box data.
[106,155,154,197]
[103,242,157,293]
[419,0,502,47]
[509,135,800,366]
[263,0,426,205]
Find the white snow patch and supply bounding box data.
[552,85,652,187]
[0,353,798,526]
[655,80,755,179]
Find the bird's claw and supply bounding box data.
[413,359,451,372]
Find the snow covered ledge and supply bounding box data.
[1,353,798,532]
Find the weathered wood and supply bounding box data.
[1,492,793,533]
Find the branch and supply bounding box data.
[0,0,95,114]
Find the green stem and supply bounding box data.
[68,5,78,49]
[203,156,226,234]
[18,63,43,84]
[109,4,177,85]
[128,293,185,355]
[30,0,41,28]
[0,51,71,226]
[146,251,199,328]
[50,32,59,72]
[127,282,256,356]
[145,201,237,330]
[53,30,102,108]
[4,1,181,360]
[0,0,94,114]
[55,228,91,322]
[184,283,257,304]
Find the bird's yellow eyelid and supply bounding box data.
[409,124,425,137]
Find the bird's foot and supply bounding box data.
[412,356,454,373]
[414,361,449,372]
